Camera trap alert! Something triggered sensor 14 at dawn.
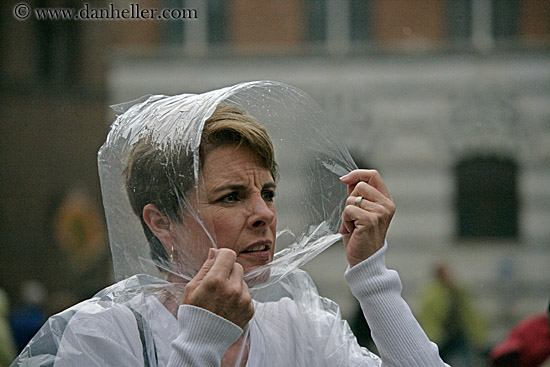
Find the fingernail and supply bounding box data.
[340,174,349,180]
[208,248,216,259]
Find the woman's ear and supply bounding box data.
[143,204,173,244]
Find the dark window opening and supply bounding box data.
[36,0,81,85]
[455,155,519,240]
[306,0,327,43]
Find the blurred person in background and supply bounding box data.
[489,312,550,367]
[418,264,487,367]
[9,280,48,352]
[0,288,17,366]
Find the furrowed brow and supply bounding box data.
[211,182,276,194]
[211,184,247,194]
[263,183,277,190]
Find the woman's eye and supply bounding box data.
[220,193,239,203]
[262,190,276,202]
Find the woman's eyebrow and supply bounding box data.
[263,183,277,190]
[212,182,276,194]
[211,184,246,194]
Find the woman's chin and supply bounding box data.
[243,263,272,287]
[238,251,273,273]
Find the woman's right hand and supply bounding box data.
[182,248,254,329]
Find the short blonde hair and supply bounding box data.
[124,104,277,264]
[199,104,277,178]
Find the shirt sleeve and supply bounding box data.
[167,305,244,367]
[54,302,242,367]
[344,242,449,367]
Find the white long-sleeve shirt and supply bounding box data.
[52,243,447,367]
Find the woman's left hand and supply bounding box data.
[339,170,396,267]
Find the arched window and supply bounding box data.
[455,155,519,240]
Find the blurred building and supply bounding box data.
[2,0,549,350]
[0,0,111,304]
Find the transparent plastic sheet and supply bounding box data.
[11,81,381,366]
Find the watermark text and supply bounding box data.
[13,2,197,21]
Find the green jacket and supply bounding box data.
[418,280,487,349]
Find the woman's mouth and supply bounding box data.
[242,244,268,253]
[239,240,272,260]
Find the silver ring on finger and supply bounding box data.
[354,196,363,207]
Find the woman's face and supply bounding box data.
[174,145,277,275]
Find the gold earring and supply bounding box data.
[170,246,174,262]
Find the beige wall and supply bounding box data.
[372,0,445,45]
[227,0,306,47]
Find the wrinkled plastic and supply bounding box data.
[11,81,380,366]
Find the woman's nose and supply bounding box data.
[247,195,275,228]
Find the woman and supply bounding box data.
[12,81,447,366]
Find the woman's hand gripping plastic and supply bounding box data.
[182,248,255,329]
[339,170,396,267]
